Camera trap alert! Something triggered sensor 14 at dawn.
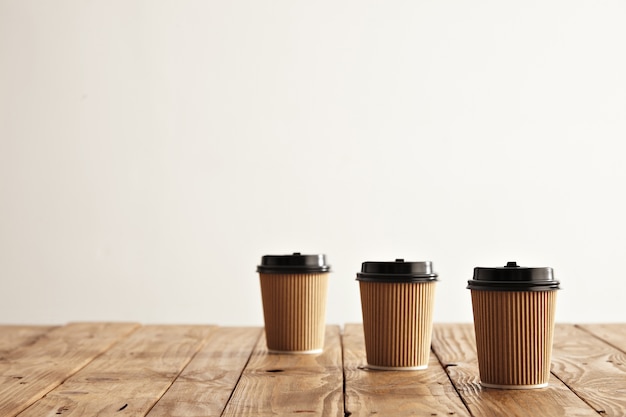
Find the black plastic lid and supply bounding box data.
[257,253,331,274]
[356,259,438,283]
[467,261,560,291]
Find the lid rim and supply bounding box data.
[357,275,438,283]
[357,272,438,277]
[467,279,560,291]
[467,285,560,292]
[257,253,331,274]
[257,266,331,273]
[358,260,436,278]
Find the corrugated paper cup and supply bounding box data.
[258,253,330,354]
[357,259,438,370]
[467,261,560,389]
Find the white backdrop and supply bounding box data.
[1,0,625,325]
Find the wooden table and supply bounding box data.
[0,323,624,416]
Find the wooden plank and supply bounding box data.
[431,323,598,417]
[551,324,626,417]
[222,325,343,416]
[147,327,262,417]
[16,325,213,417]
[0,322,139,417]
[343,323,471,417]
[577,323,626,353]
[0,326,57,356]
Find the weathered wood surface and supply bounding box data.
[17,325,213,417]
[222,325,344,417]
[0,326,56,356]
[431,323,599,417]
[0,322,139,417]
[0,323,624,416]
[344,323,470,416]
[148,327,262,417]
[551,324,626,417]
[577,323,626,352]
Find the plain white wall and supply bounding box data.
[1,0,625,325]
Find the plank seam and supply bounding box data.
[13,323,141,417]
[575,324,626,355]
[548,324,617,416]
[340,328,351,417]
[430,344,475,417]
[219,327,264,417]
[549,371,605,416]
[143,327,217,417]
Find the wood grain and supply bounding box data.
[148,327,262,417]
[0,322,138,417]
[16,325,213,417]
[343,323,471,417]
[0,326,56,356]
[222,325,343,417]
[577,323,626,353]
[2,322,624,416]
[431,323,598,417]
[551,324,626,416]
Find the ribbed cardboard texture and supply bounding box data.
[471,290,557,388]
[359,281,436,369]
[259,273,328,353]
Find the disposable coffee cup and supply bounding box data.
[467,261,560,389]
[257,253,330,354]
[357,259,438,370]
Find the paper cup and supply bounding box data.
[258,253,330,353]
[357,259,438,370]
[468,261,560,389]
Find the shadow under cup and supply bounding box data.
[258,253,330,354]
[357,259,438,370]
[467,261,561,389]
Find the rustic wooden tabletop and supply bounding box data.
[0,323,624,416]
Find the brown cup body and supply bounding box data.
[359,280,436,369]
[259,272,328,353]
[471,289,557,388]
